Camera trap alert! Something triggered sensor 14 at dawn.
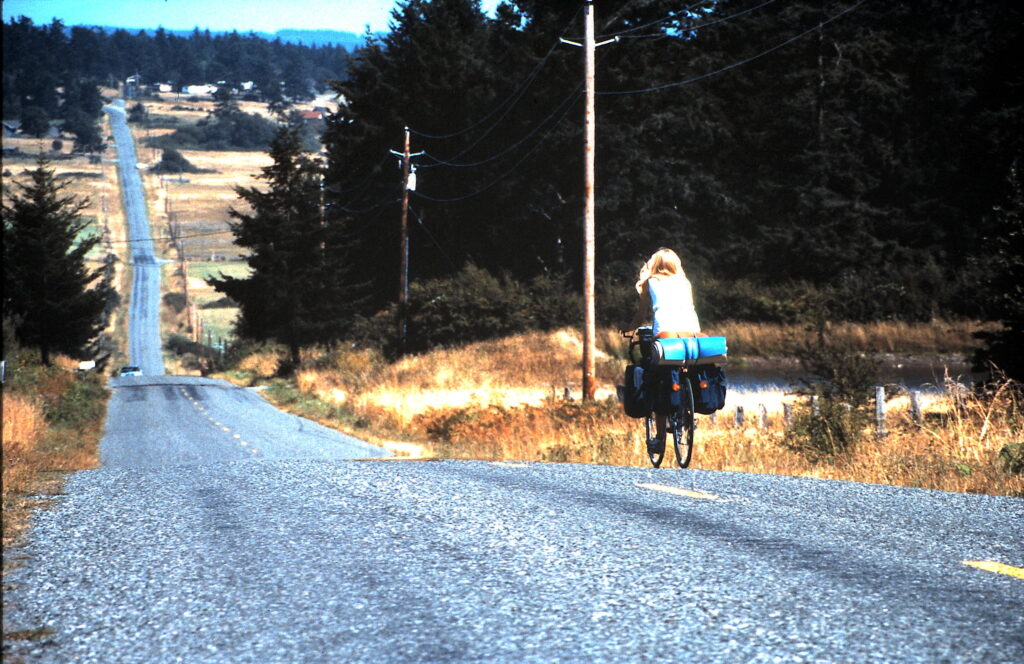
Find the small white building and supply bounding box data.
[183,84,217,96]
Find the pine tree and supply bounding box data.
[973,162,1024,382]
[3,157,112,365]
[209,124,361,369]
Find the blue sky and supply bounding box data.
[2,0,499,35]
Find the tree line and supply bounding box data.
[214,0,1021,377]
[2,17,350,130]
[311,0,1020,325]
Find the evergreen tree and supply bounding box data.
[63,108,105,153]
[19,105,51,137]
[2,157,112,365]
[974,162,1024,382]
[209,124,361,368]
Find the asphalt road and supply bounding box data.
[104,101,164,377]
[6,406,1023,663]
[4,104,1022,663]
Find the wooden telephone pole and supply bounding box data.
[582,0,597,401]
[563,2,615,400]
[398,127,411,353]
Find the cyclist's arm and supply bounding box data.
[626,283,652,332]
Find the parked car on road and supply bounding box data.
[118,366,142,377]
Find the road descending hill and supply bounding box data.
[3,101,1021,664]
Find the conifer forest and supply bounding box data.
[4,0,1022,347]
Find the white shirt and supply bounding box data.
[647,275,700,336]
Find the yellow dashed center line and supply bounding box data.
[637,482,721,501]
[963,561,1024,580]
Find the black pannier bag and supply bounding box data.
[690,365,727,415]
[622,364,654,418]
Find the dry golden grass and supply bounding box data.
[2,394,48,518]
[244,325,1022,496]
[1,360,107,545]
[718,320,996,358]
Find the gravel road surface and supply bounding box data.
[6,441,1022,662]
[104,101,164,377]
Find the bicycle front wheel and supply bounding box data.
[645,412,665,468]
[672,377,695,468]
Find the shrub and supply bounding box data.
[49,373,107,430]
[151,148,207,174]
[783,314,881,461]
[359,265,582,355]
[127,102,148,124]
[150,110,277,151]
[784,398,871,461]
[999,443,1024,475]
[163,292,187,313]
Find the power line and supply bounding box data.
[599,0,868,96]
[419,82,584,169]
[598,0,778,41]
[323,152,392,198]
[408,4,585,142]
[409,206,460,272]
[411,88,583,203]
[104,228,234,244]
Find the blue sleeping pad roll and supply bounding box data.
[651,336,728,367]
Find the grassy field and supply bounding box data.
[222,323,1022,497]
[127,94,331,355]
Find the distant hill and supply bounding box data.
[81,25,375,50]
[273,29,369,50]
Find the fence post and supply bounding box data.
[759,403,769,429]
[735,406,744,428]
[910,390,923,424]
[875,385,887,437]
[811,395,820,417]
[783,402,793,427]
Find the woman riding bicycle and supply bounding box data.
[627,248,702,449]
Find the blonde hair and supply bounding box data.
[635,248,684,294]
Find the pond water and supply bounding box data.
[726,358,975,393]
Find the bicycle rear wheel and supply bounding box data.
[644,412,665,468]
[672,377,695,468]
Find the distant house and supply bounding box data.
[125,74,142,99]
[299,110,322,122]
[157,83,174,93]
[183,84,217,96]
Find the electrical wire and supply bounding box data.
[411,87,583,203]
[598,0,778,41]
[104,228,234,244]
[599,0,868,96]
[323,151,392,197]
[409,206,460,271]
[418,81,584,169]
[408,4,584,142]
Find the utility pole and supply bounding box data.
[563,1,615,401]
[399,127,411,353]
[582,0,597,401]
[389,129,424,355]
